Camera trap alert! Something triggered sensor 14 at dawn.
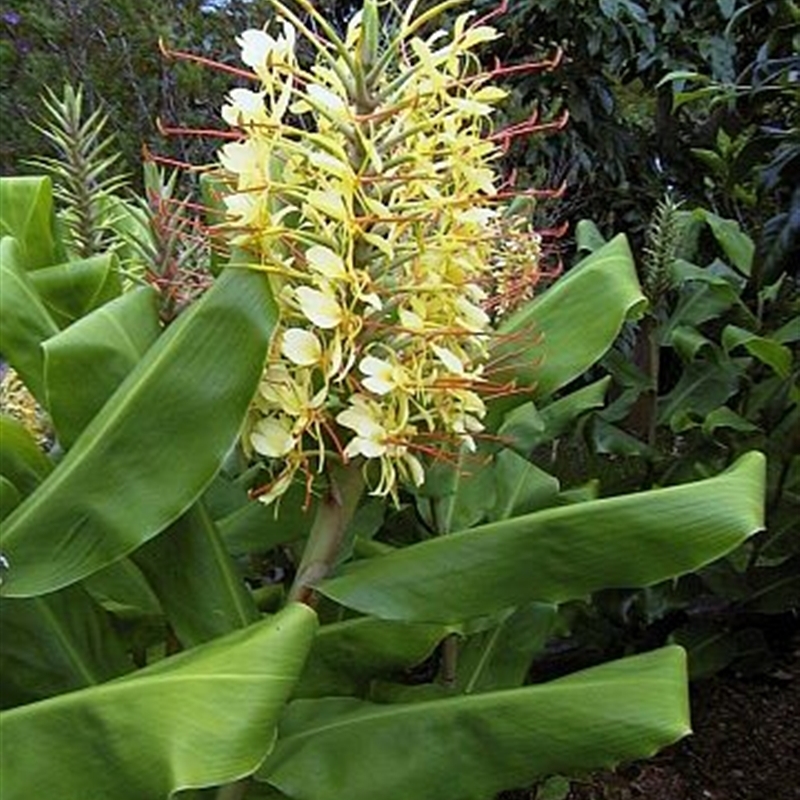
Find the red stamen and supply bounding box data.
[159,38,258,81]
[472,0,509,29]
[157,119,243,140]
[486,48,564,81]
[143,146,211,173]
[490,110,570,144]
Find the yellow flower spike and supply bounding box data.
[204,0,554,503]
[430,343,466,376]
[337,398,388,459]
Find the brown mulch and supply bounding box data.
[563,643,800,800]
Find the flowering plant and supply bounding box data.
[212,0,557,506]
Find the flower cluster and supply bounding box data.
[215,0,546,503]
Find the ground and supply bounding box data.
[496,628,799,800]
[564,637,800,800]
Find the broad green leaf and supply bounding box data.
[82,558,163,619]
[667,325,714,361]
[295,616,449,698]
[133,501,259,648]
[455,602,558,694]
[259,646,690,800]
[697,210,754,275]
[497,235,647,398]
[0,237,60,401]
[499,377,610,453]
[320,452,765,623]
[423,446,497,534]
[43,286,162,448]
[215,479,315,556]
[722,324,793,378]
[9,281,156,487]
[701,406,758,435]
[28,253,122,328]
[741,556,800,614]
[0,475,21,520]
[574,219,607,254]
[0,586,133,709]
[669,622,739,679]
[0,267,276,597]
[657,355,743,431]
[0,605,318,800]
[591,417,655,458]
[489,451,560,520]
[772,315,800,345]
[0,176,55,270]
[0,415,53,498]
[661,269,740,340]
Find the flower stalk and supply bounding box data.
[287,460,365,605]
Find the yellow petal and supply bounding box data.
[306,245,347,280]
[359,356,395,395]
[295,286,343,329]
[281,328,322,366]
[251,418,296,458]
[431,343,465,375]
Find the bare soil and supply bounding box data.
[563,641,800,800]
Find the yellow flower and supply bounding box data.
[213,0,547,503]
[281,328,323,366]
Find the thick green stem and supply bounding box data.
[288,461,365,605]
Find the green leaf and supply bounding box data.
[698,210,755,275]
[722,324,793,378]
[499,378,610,453]
[591,418,655,458]
[742,556,800,614]
[0,605,318,800]
[0,267,276,597]
[0,586,133,709]
[82,558,163,619]
[701,406,758,436]
[0,476,21,520]
[489,450,560,520]
[43,286,162,448]
[320,453,765,623]
[657,355,743,431]
[295,617,449,698]
[0,415,53,498]
[574,219,607,253]
[667,325,714,361]
[669,622,739,679]
[497,235,647,399]
[28,253,122,328]
[259,647,690,800]
[0,176,56,270]
[456,602,558,693]
[133,501,259,648]
[0,237,60,402]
